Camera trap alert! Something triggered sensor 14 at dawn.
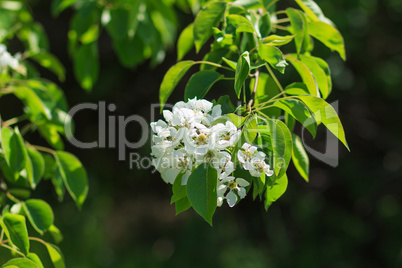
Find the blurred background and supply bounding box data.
[3,0,402,267]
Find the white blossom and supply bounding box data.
[0,46,20,72]
[217,177,250,207]
[211,121,241,150]
[238,142,274,177]
[151,98,276,209]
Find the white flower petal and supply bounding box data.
[217,184,227,196]
[236,178,250,187]
[217,197,223,207]
[226,191,237,207]
[237,187,247,199]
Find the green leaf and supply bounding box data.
[291,133,309,182]
[226,15,254,34]
[52,0,78,16]
[1,258,39,268]
[45,243,65,268]
[308,21,346,60]
[184,70,223,100]
[73,42,99,91]
[25,145,45,189]
[105,3,141,41]
[175,197,192,215]
[222,57,237,70]
[193,1,227,52]
[304,55,332,98]
[22,199,54,235]
[264,173,288,210]
[112,35,145,68]
[252,72,281,106]
[55,151,88,209]
[48,224,63,244]
[286,8,309,55]
[285,54,319,96]
[234,0,263,9]
[18,23,49,53]
[0,213,30,256]
[299,57,328,99]
[234,51,250,98]
[258,44,287,74]
[272,98,317,137]
[243,114,258,144]
[159,61,195,111]
[70,2,100,38]
[177,23,194,61]
[284,82,310,95]
[294,0,333,25]
[51,167,65,202]
[29,51,65,81]
[186,164,217,225]
[216,95,235,114]
[1,127,27,180]
[171,173,187,204]
[27,253,44,268]
[262,34,295,46]
[212,113,245,128]
[258,13,271,38]
[200,47,230,71]
[8,189,31,200]
[11,80,67,123]
[258,119,293,178]
[298,96,349,150]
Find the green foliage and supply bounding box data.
[0,1,87,266]
[158,0,348,224]
[186,164,218,225]
[52,0,198,90]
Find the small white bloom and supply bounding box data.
[183,123,214,156]
[218,177,250,207]
[211,121,241,150]
[0,45,20,72]
[245,157,274,177]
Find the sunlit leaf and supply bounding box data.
[291,133,309,182]
[0,213,30,256]
[1,127,27,180]
[30,51,66,81]
[194,1,227,52]
[177,23,194,61]
[27,253,44,268]
[1,258,39,268]
[26,145,45,189]
[55,151,88,209]
[45,243,65,268]
[300,56,329,99]
[286,8,309,55]
[186,164,217,225]
[185,70,223,100]
[159,60,195,111]
[22,199,54,235]
[272,98,317,137]
[259,44,287,74]
[265,173,288,210]
[308,21,346,60]
[298,95,349,150]
[234,51,250,98]
[262,34,295,46]
[285,54,319,96]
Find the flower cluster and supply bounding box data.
[151,98,274,207]
[0,44,21,73]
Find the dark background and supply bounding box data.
[5,0,402,267]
